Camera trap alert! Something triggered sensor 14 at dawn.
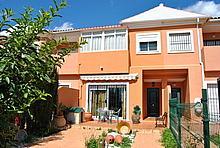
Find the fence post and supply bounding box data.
[177,104,182,148]
[202,89,210,148]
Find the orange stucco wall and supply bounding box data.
[202,32,220,72]
[78,50,129,74]
[203,46,220,71]
[58,52,79,75]
[129,25,201,67]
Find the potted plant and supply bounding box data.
[54,103,66,128]
[131,105,141,124]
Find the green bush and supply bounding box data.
[211,134,220,146]
[133,105,141,115]
[161,128,177,148]
[114,136,132,148]
[85,132,106,148]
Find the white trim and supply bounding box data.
[80,29,128,53]
[58,82,72,88]
[85,82,130,121]
[167,30,195,53]
[204,80,218,89]
[126,82,129,121]
[136,32,161,54]
[79,49,127,53]
[80,74,138,81]
[121,19,207,29]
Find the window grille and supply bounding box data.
[168,32,193,52]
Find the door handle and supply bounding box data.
[152,104,155,107]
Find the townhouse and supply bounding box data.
[45,4,220,121]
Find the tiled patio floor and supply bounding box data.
[80,120,164,131]
[29,120,164,148]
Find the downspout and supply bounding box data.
[196,18,205,89]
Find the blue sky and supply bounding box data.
[0,0,220,30]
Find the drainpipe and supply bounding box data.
[196,18,205,89]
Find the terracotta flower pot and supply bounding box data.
[84,112,92,122]
[115,135,123,144]
[105,135,114,144]
[132,114,140,124]
[54,115,66,127]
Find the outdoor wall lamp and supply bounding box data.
[194,97,203,117]
[152,82,155,87]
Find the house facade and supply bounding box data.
[48,4,220,121]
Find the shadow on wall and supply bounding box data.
[58,87,79,107]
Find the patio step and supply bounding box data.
[142,117,157,122]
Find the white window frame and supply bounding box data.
[136,32,161,54]
[205,80,220,122]
[80,29,128,53]
[85,82,129,121]
[58,82,72,88]
[167,30,194,53]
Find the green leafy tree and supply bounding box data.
[0,0,81,146]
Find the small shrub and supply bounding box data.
[107,128,116,133]
[133,105,141,115]
[85,135,99,148]
[211,134,220,146]
[113,136,132,148]
[85,131,106,148]
[96,127,101,130]
[161,128,177,148]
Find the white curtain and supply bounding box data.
[116,34,126,49]
[82,37,91,52]
[92,36,102,51]
[104,35,114,50]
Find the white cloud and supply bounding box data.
[184,1,220,17]
[54,22,74,30]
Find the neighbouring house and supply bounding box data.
[43,4,220,122]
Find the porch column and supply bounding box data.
[166,85,171,128]
[162,79,167,114]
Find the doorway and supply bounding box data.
[147,88,160,117]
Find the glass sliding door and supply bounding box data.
[88,84,127,119]
[108,85,127,118]
[90,90,107,117]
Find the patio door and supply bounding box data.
[88,84,127,119]
[90,90,107,117]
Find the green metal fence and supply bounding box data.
[169,89,213,148]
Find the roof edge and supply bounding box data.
[50,24,127,33]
